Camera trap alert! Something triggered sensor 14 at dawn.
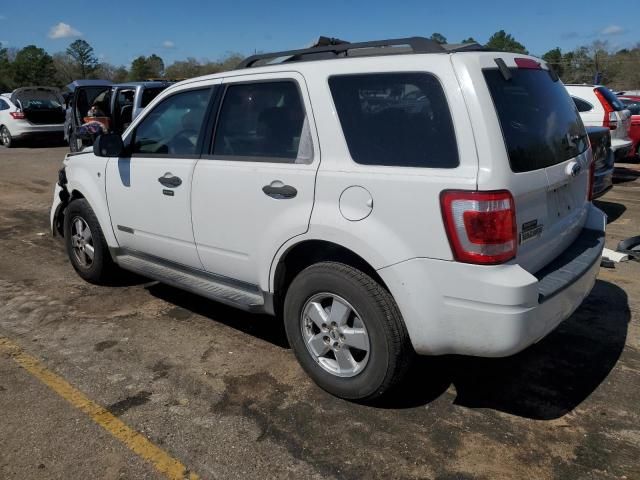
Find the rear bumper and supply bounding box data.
[378,204,606,357]
[11,123,64,139]
[610,138,632,160]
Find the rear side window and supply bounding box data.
[141,87,165,108]
[0,99,8,110]
[329,73,459,168]
[484,68,588,173]
[212,81,313,164]
[572,97,593,112]
[595,87,625,111]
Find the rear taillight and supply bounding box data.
[594,89,617,130]
[588,159,595,201]
[9,111,25,120]
[440,190,517,265]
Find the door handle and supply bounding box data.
[262,181,297,199]
[158,172,182,188]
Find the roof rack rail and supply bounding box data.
[237,36,483,69]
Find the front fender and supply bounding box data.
[64,156,118,248]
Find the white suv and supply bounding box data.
[51,38,606,400]
[566,84,633,159]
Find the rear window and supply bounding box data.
[595,87,625,111]
[484,68,588,173]
[329,73,459,168]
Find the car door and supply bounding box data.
[191,73,319,286]
[105,85,217,268]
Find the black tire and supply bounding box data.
[284,262,414,401]
[64,199,118,284]
[69,131,84,152]
[0,126,14,148]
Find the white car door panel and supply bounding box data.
[106,86,216,268]
[192,73,319,285]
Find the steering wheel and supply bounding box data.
[168,129,199,155]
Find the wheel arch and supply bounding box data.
[271,239,389,315]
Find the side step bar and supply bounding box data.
[114,252,272,314]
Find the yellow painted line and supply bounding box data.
[0,336,199,480]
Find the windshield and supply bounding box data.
[484,68,588,173]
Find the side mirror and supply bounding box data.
[93,133,124,157]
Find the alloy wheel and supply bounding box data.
[300,293,370,377]
[70,216,95,267]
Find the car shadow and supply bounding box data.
[20,138,66,149]
[613,166,640,184]
[594,200,626,224]
[143,279,628,420]
[379,280,630,419]
[146,283,290,349]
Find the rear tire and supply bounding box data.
[64,199,118,284]
[284,262,413,401]
[0,126,14,148]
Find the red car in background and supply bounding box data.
[617,95,640,159]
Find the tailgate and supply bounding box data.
[465,53,591,273]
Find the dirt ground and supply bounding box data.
[0,144,638,480]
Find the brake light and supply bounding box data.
[514,58,541,69]
[594,89,617,130]
[9,111,25,120]
[440,190,517,265]
[588,159,595,201]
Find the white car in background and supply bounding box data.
[0,87,66,148]
[566,84,633,160]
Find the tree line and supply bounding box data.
[0,32,638,92]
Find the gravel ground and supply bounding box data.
[0,144,638,480]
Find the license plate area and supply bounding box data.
[548,183,577,222]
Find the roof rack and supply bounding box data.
[237,36,485,69]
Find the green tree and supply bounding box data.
[146,54,164,78]
[429,33,447,45]
[165,58,203,79]
[485,30,528,54]
[542,47,564,77]
[0,47,13,91]
[129,54,164,80]
[12,45,57,86]
[461,37,477,44]
[66,39,98,78]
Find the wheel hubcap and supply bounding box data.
[70,216,94,267]
[301,293,370,378]
[1,129,8,144]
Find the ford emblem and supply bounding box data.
[566,161,582,177]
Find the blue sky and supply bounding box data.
[0,0,636,66]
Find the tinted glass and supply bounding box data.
[213,81,312,163]
[572,97,593,112]
[329,73,458,168]
[0,99,8,110]
[595,87,625,111]
[141,87,165,108]
[484,69,588,173]
[133,89,210,156]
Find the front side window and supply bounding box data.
[329,72,459,168]
[212,81,313,164]
[132,88,211,156]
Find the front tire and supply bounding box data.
[284,262,413,401]
[0,126,14,148]
[64,199,117,284]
